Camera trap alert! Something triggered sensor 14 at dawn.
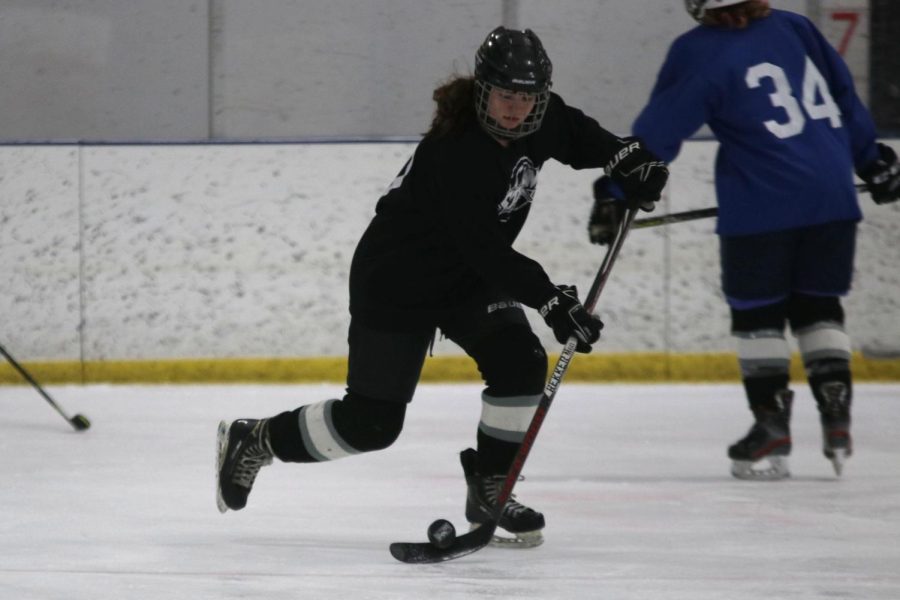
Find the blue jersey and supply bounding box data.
[633,9,879,236]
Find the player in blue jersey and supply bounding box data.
[589,0,900,480]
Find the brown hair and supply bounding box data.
[703,0,771,29]
[427,76,476,138]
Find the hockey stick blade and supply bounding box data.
[390,523,496,564]
[71,414,92,431]
[0,341,90,432]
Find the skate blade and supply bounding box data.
[731,456,790,481]
[828,449,848,477]
[216,420,230,513]
[469,523,544,549]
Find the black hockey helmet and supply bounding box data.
[473,26,553,140]
[475,26,552,94]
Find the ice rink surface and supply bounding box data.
[2,382,899,600]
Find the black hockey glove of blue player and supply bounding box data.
[858,143,900,205]
[588,176,626,246]
[604,137,669,212]
[539,285,603,353]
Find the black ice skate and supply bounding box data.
[728,390,793,481]
[817,381,852,476]
[460,448,545,548]
[216,419,274,513]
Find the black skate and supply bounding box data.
[728,390,793,481]
[818,382,852,476]
[216,419,274,513]
[460,448,545,548]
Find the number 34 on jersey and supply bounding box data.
[746,56,842,139]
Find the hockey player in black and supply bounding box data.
[216,26,668,547]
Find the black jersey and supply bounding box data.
[349,93,625,330]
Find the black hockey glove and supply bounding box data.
[588,176,626,246]
[858,143,900,205]
[539,285,603,353]
[605,137,669,212]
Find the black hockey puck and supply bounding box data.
[427,519,456,549]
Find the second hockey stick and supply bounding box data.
[631,183,870,230]
[389,208,639,564]
[633,206,717,229]
[0,341,91,431]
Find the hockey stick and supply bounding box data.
[632,182,870,230]
[389,208,639,564]
[0,342,91,431]
[633,206,717,229]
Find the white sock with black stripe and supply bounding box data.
[478,392,541,444]
[795,320,852,374]
[297,400,360,462]
[735,328,792,379]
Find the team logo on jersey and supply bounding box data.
[497,157,539,222]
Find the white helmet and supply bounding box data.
[684,0,750,21]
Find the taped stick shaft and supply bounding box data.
[494,208,637,528]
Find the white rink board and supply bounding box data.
[1,140,899,361]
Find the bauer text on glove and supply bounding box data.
[604,137,669,212]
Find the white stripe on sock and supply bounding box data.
[298,400,358,462]
[796,322,851,362]
[479,393,540,443]
[736,331,791,377]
